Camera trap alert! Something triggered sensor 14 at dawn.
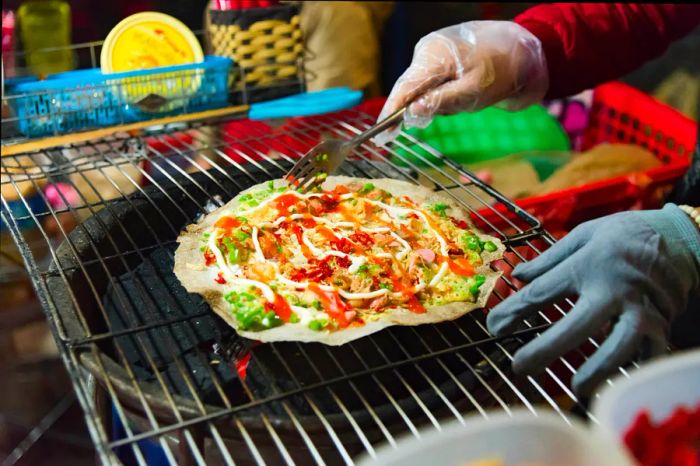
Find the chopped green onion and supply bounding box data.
[462,234,482,252]
[285,294,300,305]
[308,319,328,331]
[469,275,486,297]
[225,290,283,331]
[267,180,274,191]
[359,182,375,194]
[461,232,497,254]
[289,313,300,324]
[222,237,241,264]
[483,241,497,252]
[236,216,247,223]
[428,202,449,217]
[239,194,252,202]
[379,283,394,291]
[355,263,382,276]
[312,300,323,311]
[234,230,250,242]
[466,250,482,264]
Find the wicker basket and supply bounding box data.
[207,4,304,102]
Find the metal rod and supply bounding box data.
[350,107,405,145]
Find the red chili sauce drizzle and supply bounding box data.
[214,271,227,284]
[265,294,293,322]
[204,249,216,266]
[290,255,350,282]
[214,216,241,230]
[308,283,351,327]
[387,257,426,314]
[273,193,300,216]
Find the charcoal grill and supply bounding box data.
[1,105,631,466]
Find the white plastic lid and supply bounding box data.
[591,349,700,440]
[356,409,635,466]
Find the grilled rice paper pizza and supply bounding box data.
[174,176,505,345]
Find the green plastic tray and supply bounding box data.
[392,105,571,167]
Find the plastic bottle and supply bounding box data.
[17,0,73,76]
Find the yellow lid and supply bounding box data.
[101,12,203,73]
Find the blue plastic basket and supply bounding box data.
[6,56,233,138]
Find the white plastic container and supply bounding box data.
[591,349,700,441]
[356,409,635,466]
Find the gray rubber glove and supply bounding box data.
[486,204,700,396]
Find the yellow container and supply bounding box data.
[100,12,205,112]
[101,11,203,73]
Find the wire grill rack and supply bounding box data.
[1,106,628,466]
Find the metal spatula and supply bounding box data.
[284,107,406,192]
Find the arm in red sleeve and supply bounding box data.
[515,3,700,99]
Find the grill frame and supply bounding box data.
[0,106,630,466]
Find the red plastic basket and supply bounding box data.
[478,82,697,231]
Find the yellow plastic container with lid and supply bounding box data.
[100,12,205,113]
[101,11,203,73]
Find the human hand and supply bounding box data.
[486,205,700,396]
[375,20,548,146]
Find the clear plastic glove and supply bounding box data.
[375,20,548,147]
[486,204,700,396]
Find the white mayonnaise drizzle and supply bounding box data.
[208,234,275,301]
[348,255,366,273]
[390,232,412,260]
[365,199,450,256]
[263,214,355,229]
[361,227,391,233]
[429,263,449,287]
[237,191,354,217]
[274,268,391,300]
[290,306,323,324]
[251,226,265,262]
[209,188,459,309]
[302,229,324,256]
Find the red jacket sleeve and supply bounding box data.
[515,3,700,99]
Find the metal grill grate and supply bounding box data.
[1,107,628,466]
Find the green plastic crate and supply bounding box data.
[392,105,570,167]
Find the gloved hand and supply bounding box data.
[375,20,548,146]
[486,204,700,396]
